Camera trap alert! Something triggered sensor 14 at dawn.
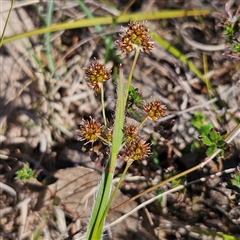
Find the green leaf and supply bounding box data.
[216,139,228,149]
[195,111,205,122]
[128,86,143,107]
[192,140,200,150]
[88,64,125,239]
[53,196,61,206]
[208,129,219,141]
[206,145,216,156]
[127,107,144,122]
[232,172,240,189]
[201,136,214,146]
[16,163,36,182]
[191,112,205,129]
[191,120,201,129]
[200,124,213,135]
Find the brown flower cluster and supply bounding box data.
[122,138,151,161]
[85,59,111,92]
[115,21,154,54]
[124,124,138,142]
[101,124,113,142]
[78,117,102,143]
[78,119,150,162]
[120,124,150,161]
[144,100,167,121]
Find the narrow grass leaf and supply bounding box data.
[2,9,212,44]
[45,0,57,78]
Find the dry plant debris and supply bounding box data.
[0,0,240,239]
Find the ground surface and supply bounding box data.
[0,1,240,240]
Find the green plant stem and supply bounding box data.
[0,0,15,47]
[77,0,104,34]
[100,84,107,125]
[137,116,148,130]
[202,53,213,96]
[101,159,134,222]
[86,160,134,239]
[98,136,111,145]
[124,47,140,108]
[85,171,107,240]
[45,0,56,77]
[93,65,125,239]
[202,53,223,124]
[86,64,125,239]
[76,0,117,62]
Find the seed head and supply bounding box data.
[144,100,167,121]
[85,59,111,92]
[78,117,102,143]
[101,125,113,143]
[122,138,151,161]
[115,21,154,54]
[124,124,138,142]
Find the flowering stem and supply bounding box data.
[124,47,140,108]
[100,84,107,125]
[137,116,148,130]
[109,160,134,206]
[100,159,134,226]
[98,136,111,145]
[85,170,107,240]
[88,64,125,239]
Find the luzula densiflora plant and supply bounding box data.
[78,21,166,163]
[77,21,167,239]
[77,4,240,237]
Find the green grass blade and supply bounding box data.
[45,0,56,77]
[109,64,125,171]
[0,0,15,47]
[89,64,125,239]
[76,0,103,33]
[2,9,212,45]
[85,170,107,239]
[76,0,117,62]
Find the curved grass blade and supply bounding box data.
[2,9,212,44]
[86,64,125,239]
[0,0,15,47]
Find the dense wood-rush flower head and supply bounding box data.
[85,59,111,92]
[124,124,138,142]
[101,125,113,142]
[115,21,154,54]
[144,100,167,121]
[122,138,151,161]
[78,117,102,143]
